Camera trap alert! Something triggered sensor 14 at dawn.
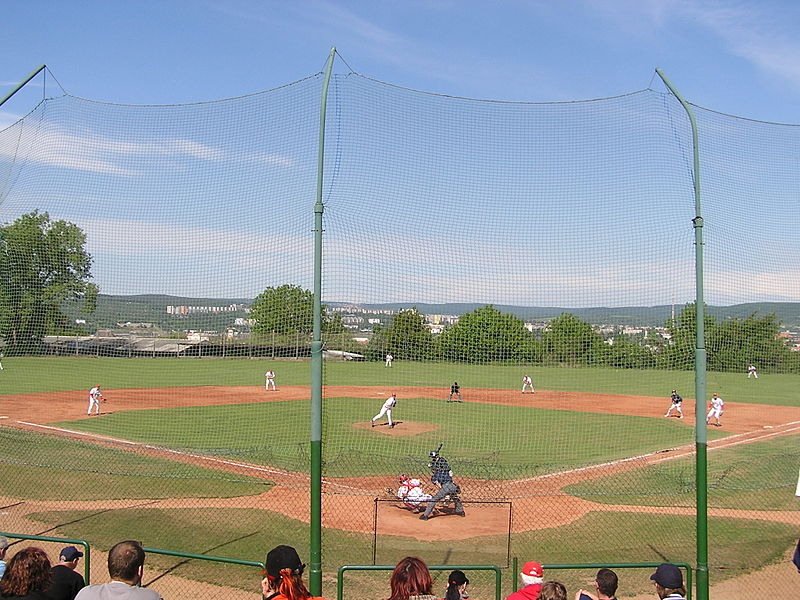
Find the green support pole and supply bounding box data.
[309,46,336,596]
[656,68,708,600]
[0,64,46,108]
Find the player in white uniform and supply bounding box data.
[372,393,397,428]
[396,475,432,512]
[265,369,276,391]
[706,393,724,427]
[522,375,535,393]
[747,364,758,378]
[385,353,394,367]
[87,385,103,416]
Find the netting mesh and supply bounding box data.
[1,69,798,599]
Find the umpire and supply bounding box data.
[419,449,465,520]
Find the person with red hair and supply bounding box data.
[260,545,325,600]
[387,556,437,600]
[0,546,52,599]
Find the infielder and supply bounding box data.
[265,369,276,391]
[448,382,462,402]
[664,389,684,419]
[396,474,432,512]
[706,393,724,427]
[420,448,465,520]
[385,353,394,367]
[748,364,758,378]
[372,393,397,428]
[522,375,535,393]
[87,384,103,416]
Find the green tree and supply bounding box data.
[366,308,433,361]
[658,303,716,370]
[250,284,343,335]
[541,312,604,365]
[435,305,538,363]
[603,334,656,369]
[0,211,97,353]
[708,312,796,373]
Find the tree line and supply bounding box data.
[2,212,798,372]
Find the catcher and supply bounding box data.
[419,445,465,520]
[393,474,433,513]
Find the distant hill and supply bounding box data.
[64,295,800,332]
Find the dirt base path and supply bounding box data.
[2,386,798,542]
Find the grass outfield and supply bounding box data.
[2,357,800,406]
[563,434,800,511]
[51,397,723,478]
[0,427,268,500]
[25,506,795,597]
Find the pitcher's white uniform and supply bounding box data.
[372,394,397,427]
[522,375,535,393]
[265,370,276,391]
[87,385,103,416]
[706,394,724,425]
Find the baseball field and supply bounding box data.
[1,357,798,599]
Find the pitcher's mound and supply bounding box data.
[354,421,438,436]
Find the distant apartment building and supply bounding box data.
[166,304,244,315]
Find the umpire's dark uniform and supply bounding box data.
[420,454,465,519]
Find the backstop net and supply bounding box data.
[0,65,797,599]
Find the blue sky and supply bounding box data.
[3,1,800,120]
[1,1,799,306]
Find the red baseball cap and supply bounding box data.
[521,561,543,577]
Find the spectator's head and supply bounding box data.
[107,540,146,585]
[388,556,433,600]
[0,536,8,560]
[0,546,52,597]
[650,563,685,599]
[539,580,567,600]
[444,569,469,600]
[262,545,311,600]
[520,561,543,587]
[59,545,84,568]
[595,568,618,597]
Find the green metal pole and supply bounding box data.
[655,68,708,600]
[0,64,46,108]
[309,46,336,596]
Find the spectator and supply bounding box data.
[387,556,437,600]
[0,546,52,600]
[74,541,161,600]
[505,561,543,600]
[443,570,469,600]
[260,545,325,600]
[0,537,8,579]
[792,538,800,573]
[649,563,686,600]
[45,546,85,600]
[575,568,618,600]
[539,582,567,600]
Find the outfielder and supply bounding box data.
[265,369,276,391]
[372,393,397,428]
[748,364,758,378]
[385,353,394,367]
[396,474,432,512]
[522,375,535,393]
[664,389,684,418]
[87,384,103,416]
[420,447,465,520]
[706,393,724,427]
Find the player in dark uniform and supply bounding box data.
[447,382,462,402]
[420,447,465,520]
[664,389,684,419]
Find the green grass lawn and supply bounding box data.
[2,357,798,407]
[25,506,795,598]
[562,433,800,511]
[0,427,268,500]
[48,396,724,479]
